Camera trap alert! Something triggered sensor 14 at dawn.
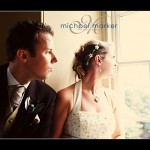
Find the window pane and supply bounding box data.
[117,64,150,139]
[118,11,150,62]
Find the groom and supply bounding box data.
[0,20,57,138]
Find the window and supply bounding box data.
[116,11,150,139]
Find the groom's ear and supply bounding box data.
[17,49,28,62]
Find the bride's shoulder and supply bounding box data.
[103,87,118,112]
[56,83,76,101]
[103,87,117,97]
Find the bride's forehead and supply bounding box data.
[106,48,114,55]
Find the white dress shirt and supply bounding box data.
[7,67,30,108]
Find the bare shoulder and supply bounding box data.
[57,83,75,103]
[104,87,118,111]
[104,87,117,98]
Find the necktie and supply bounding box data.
[10,85,25,110]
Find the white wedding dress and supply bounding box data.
[62,80,116,139]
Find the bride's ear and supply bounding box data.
[94,55,102,65]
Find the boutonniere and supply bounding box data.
[24,97,45,125]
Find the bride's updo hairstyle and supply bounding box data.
[72,40,112,79]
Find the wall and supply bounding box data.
[43,11,103,92]
[0,12,41,65]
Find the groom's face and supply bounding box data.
[26,32,57,80]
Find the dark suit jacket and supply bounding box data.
[0,64,56,138]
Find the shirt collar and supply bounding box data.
[7,67,30,89]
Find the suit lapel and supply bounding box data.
[10,81,40,137]
[0,65,41,137]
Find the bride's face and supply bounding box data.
[101,49,116,77]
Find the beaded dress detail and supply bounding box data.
[62,80,116,139]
